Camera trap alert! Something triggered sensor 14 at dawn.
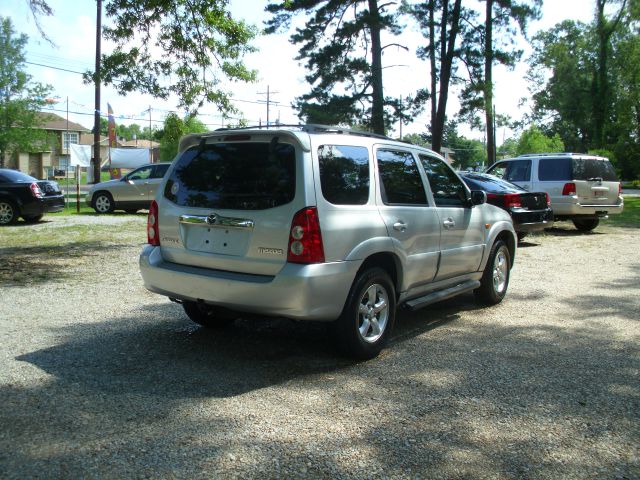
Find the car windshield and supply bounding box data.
[0,170,37,183]
[164,141,296,210]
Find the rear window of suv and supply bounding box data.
[164,142,296,210]
[538,157,618,181]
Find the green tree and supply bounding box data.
[515,125,565,155]
[0,17,53,168]
[265,0,405,135]
[156,113,208,161]
[458,0,542,164]
[87,1,258,116]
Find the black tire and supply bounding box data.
[572,218,599,232]
[92,192,115,214]
[182,301,236,328]
[516,232,527,242]
[474,240,511,306]
[23,214,44,223]
[0,200,18,225]
[331,267,396,360]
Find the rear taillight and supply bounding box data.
[545,192,551,206]
[562,182,576,196]
[618,183,622,196]
[287,207,325,264]
[503,193,522,208]
[147,200,160,246]
[30,182,44,198]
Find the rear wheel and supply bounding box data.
[332,267,396,360]
[474,240,510,305]
[516,232,527,242]
[23,214,44,223]
[572,218,599,232]
[182,301,236,328]
[0,200,18,225]
[93,192,114,213]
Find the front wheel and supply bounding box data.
[572,218,599,232]
[182,301,236,328]
[474,240,511,305]
[23,214,44,223]
[331,267,396,360]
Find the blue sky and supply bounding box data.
[2,0,595,141]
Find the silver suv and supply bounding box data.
[486,153,624,231]
[139,126,517,359]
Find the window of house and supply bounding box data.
[63,132,79,150]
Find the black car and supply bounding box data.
[0,169,65,225]
[459,171,553,241]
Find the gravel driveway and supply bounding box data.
[0,216,638,479]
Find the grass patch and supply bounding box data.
[606,196,640,228]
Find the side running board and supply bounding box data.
[403,280,481,311]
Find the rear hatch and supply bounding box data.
[37,180,62,197]
[572,157,620,206]
[156,132,309,276]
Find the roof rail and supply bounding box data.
[213,123,392,140]
[516,152,572,158]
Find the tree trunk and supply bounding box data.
[368,0,385,135]
[432,0,462,154]
[484,0,495,165]
[429,0,437,139]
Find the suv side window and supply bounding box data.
[538,158,571,181]
[489,160,531,182]
[419,154,467,207]
[152,164,169,179]
[318,145,370,205]
[377,149,427,205]
[128,166,152,181]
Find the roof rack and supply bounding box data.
[516,152,572,158]
[213,123,392,140]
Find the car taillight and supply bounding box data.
[30,182,44,198]
[618,183,622,196]
[545,192,551,206]
[503,193,522,208]
[287,207,325,264]
[147,200,160,246]
[562,182,576,196]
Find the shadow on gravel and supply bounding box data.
[0,242,133,287]
[543,225,605,237]
[6,293,639,478]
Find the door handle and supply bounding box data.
[443,218,455,229]
[393,221,407,232]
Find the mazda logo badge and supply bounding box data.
[206,214,218,225]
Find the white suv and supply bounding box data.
[139,126,517,359]
[487,153,624,231]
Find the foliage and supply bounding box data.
[606,196,640,228]
[88,0,258,115]
[515,125,564,155]
[528,1,640,179]
[265,0,405,134]
[0,17,53,168]
[156,113,208,161]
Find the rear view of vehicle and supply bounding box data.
[487,153,623,231]
[0,168,65,225]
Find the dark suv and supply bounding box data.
[0,169,65,225]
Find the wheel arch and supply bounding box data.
[354,252,402,300]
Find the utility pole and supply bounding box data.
[148,106,152,162]
[92,0,102,184]
[257,85,279,126]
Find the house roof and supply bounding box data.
[37,112,90,132]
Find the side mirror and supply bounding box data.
[470,190,487,206]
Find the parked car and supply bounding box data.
[139,125,517,359]
[0,168,65,225]
[86,163,171,214]
[459,171,553,242]
[486,153,623,231]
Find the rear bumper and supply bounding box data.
[139,245,359,321]
[20,196,65,216]
[551,197,624,218]
[512,208,554,233]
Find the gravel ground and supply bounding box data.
[0,216,638,479]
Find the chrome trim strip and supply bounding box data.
[178,214,254,229]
